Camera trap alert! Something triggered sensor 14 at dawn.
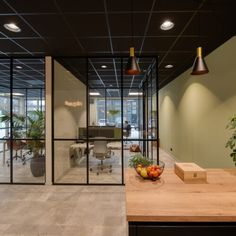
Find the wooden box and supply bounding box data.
[174,162,207,183]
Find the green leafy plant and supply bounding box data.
[128,153,152,168]
[225,114,236,166]
[0,110,45,158]
[0,113,25,138]
[26,110,45,158]
[107,109,120,124]
[107,109,120,116]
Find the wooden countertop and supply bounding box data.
[125,168,236,222]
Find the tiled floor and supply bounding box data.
[0,185,127,236]
[0,149,174,236]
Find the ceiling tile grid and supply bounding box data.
[0,0,235,89]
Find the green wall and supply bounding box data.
[159,37,236,168]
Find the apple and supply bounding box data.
[149,170,155,178]
[152,170,159,178]
[146,166,152,174]
[136,166,142,174]
[140,168,148,178]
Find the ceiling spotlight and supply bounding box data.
[165,64,173,69]
[160,20,174,31]
[4,23,21,32]
[16,66,22,69]
[101,65,107,69]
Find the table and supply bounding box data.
[107,141,122,150]
[125,168,236,236]
[70,143,94,162]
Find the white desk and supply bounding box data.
[107,142,122,150]
[70,143,94,150]
[70,143,94,165]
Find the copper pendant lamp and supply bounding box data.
[191,46,209,75]
[125,47,141,75]
[125,0,141,75]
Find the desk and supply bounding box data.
[107,142,122,150]
[70,143,94,165]
[126,168,236,236]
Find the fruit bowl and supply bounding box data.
[135,161,165,181]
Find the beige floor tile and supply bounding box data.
[0,149,174,236]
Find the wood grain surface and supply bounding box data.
[125,168,236,222]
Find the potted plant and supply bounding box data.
[0,110,45,176]
[26,110,45,177]
[225,114,236,166]
[107,109,120,125]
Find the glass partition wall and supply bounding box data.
[0,58,45,184]
[53,56,158,185]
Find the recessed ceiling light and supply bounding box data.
[13,93,24,96]
[101,65,107,69]
[109,85,113,87]
[16,66,22,69]
[89,92,100,96]
[4,92,24,96]
[165,64,174,69]
[129,92,143,96]
[160,20,174,31]
[4,23,21,32]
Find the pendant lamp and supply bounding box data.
[125,47,141,75]
[191,46,209,75]
[125,0,141,75]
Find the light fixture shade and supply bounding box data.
[125,47,141,75]
[191,47,209,75]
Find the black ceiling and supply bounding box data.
[0,0,235,89]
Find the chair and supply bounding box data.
[123,128,132,144]
[90,138,112,175]
[6,140,27,166]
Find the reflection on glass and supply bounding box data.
[0,59,11,183]
[12,59,45,183]
[0,58,45,183]
[53,57,157,184]
[54,140,87,183]
[89,139,122,184]
[53,59,87,183]
[13,139,45,183]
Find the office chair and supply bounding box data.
[90,138,112,175]
[123,128,132,144]
[6,140,27,166]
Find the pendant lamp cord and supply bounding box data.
[198,8,200,47]
[131,0,134,46]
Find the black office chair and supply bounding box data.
[124,127,132,144]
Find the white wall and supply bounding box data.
[159,36,236,168]
[54,61,86,180]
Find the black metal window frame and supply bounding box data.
[52,55,159,186]
[0,56,46,185]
